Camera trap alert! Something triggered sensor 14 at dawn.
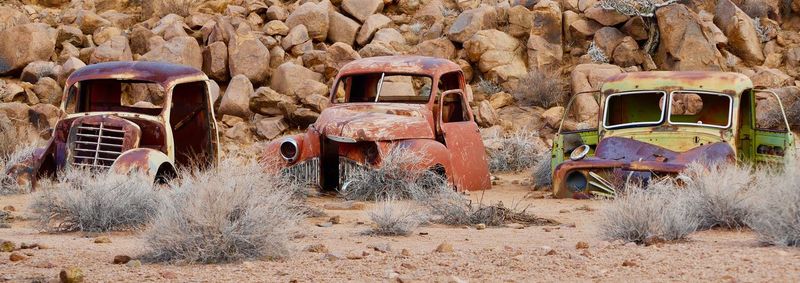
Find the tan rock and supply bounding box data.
[489,92,514,109]
[250,86,297,116]
[0,24,56,75]
[286,2,330,41]
[415,38,456,59]
[593,27,625,59]
[528,0,563,69]
[356,14,392,46]
[0,6,29,32]
[60,267,85,283]
[328,11,361,46]
[21,61,59,84]
[92,26,122,46]
[612,36,644,67]
[228,26,271,85]
[507,6,532,38]
[255,116,289,139]
[655,4,724,71]
[447,6,497,43]
[141,36,203,70]
[584,7,629,26]
[751,68,792,88]
[714,0,765,65]
[621,16,648,41]
[464,29,527,88]
[219,75,254,118]
[264,20,289,36]
[282,24,311,50]
[475,100,499,127]
[270,62,323,97]
[202,42,229,82]
[33,77,63,106]
[266,6,288,21]
[76,10,111,34]
[90,35,133,64]
[342,0,385,23]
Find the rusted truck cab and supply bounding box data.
[263,56,491,192]
[551,72,795,198]
[9,62,220,187]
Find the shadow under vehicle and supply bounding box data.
[7,61,220,188]
[263,56,491,192]
[550,71,795,199]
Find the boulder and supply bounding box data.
[373,28,406,45]
[655,4,724,71]
[76,10,111,34]
[228,26,271,85]
[415,38,456,59]
[342,0,385,23]
[266,6,289,21]
[270,62,324,97]
[32,77,63,106]
[20,61,59,84]
[464,29,527,89]
[593,27,625,59]
[30,103,61,130]
[622,16,648,41]
[612,36,644,67]
[250,86,298,116]
[295,79,330,99]
[508,6,533,38]
[0,81,27,104]
[475,100,498,127]
[202,41,229,82]
[282,24,312,50]
[255,116,289,139]
[286,2,330,41]
[714,0,765,65]
[356,14,392,46]
[489,92,514,109]
[129,26,155,55]
[141,36,203,70]
[571,63,624,93]
[0,24,56,75]
[93,26,122,46]
[219,75,254,118]
[527,0,563,69]
[584,7,629,26]
[447,6,497,43]
[568,18,603,39]
[57,25,85,48]
[288,107,320,128]
[750,68,792,88]
[302,94,331,112]
[59,57,86,85]
[90,35,133,64]
[0,6,29,32]
[542,106,565,128]
[264,20,289,36]
[328,12,361,46]
[224,121,256,144]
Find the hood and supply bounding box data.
[314,103,435,141]
[573,136,736,172]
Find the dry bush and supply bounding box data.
[753,18,770,43]
[531,152,552,189]
[367,200,425,236]
[0,143,37,195]
[30,169,163,232]
[475,78,504,95]
[143,156,305,263]
[339,146,448,201]
[600,180,700,244]
[512,70,566,108]
[587,42,609,63]
[426,190,556,226]
[487,131,543,173]
[746,164,800,247]
[678,163,752,230]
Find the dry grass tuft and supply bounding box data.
[30,169,163,232]
[339,146,448,201]
[679,163,752,230]
[600,179,700,244]
[587,42,610,64]
[426,190,556,226]
[143,155,305,263]
[746,164,800,247]
[475,78,504,95]
[512,70,566,108]
[0,143,38,195]
[367,200,426,236]
[487,131,543,173]
[531,152,552,189]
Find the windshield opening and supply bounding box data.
[334,73,432,104]
[668,91,731,128]
[603,91,666,129]
[65,79,166,116]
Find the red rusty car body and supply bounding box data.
[263,56,491,192]
[7,61,220,188]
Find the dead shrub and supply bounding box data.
[746,164,800,247]
[531,152,552,189]
[475,78,504,95]
[0,143,38,195]
[678,163,752,230]
[426,190,556,226]
[367,200,425,236]
[600,180,700,244]
[143,156,305,263]
[487,131,543,173]
[512,70,566,108]
[339,146,448,201]
[30,169,163,232]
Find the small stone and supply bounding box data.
[9,252,26,261]
[1,241,15,252]
[435,242,454,253]
[159,271,178,279]
[59,267,84,283]
[0,223,10,229]
[580,249,592,257]
[93,236,111,244]
[401,262,416,270]
[125,260,142,268]
[505,223,525,229]
[2,205,15,211]
[112,255,131,264]
[305,244,329,253]
[643,236,666,246]
[329,215,341,224]
[400,248,412,257]
[316,222,333,227]
[368,243,391,253]
[475,223,486,230]
[544,248,557,256]
[322,253,342,261]
[33,260,56,268]
[622,259,638,267]
[36,243,50,249]
[576,241,589,249]
[559,209,570,213]
[346,252,364,260]
[323,201,366,210]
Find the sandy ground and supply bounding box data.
[1,173,800,282]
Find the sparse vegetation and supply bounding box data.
[679,163,752,230]
[475,77,504,95]
[144,156,305,263]
[531,152,552,189]
[746,165,800,247]
[587,42,609,64]
[30,169,163,232]
[597,0,677,17]
[0,143,37,195]
[512,70,566,108]
[426,190,556,226]
[753,18,770,43]
[600,179,700,244]
[367,200,425,236]
[487,130,542,173]
[339,146,448,201]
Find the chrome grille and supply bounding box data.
[281,157,369,188]
[71,122,126,168]
[338,157,364,186]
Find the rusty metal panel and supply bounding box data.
[440,122,492,191]
[602,71,752,95]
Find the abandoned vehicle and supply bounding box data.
[550,71,795,199]
[263,56,492,192]
[6,61,220,188]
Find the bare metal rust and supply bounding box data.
[263,56,491,192]
[6,61,220,190]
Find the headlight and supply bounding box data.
[280,139,300,162]
[570,144,591,161]
[566,171,588,192]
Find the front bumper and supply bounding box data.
[552,159,683,199]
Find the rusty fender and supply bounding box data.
[110,148,174,181]
[392,139,453,182]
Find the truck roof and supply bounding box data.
[337,56,462,78]
[601,71,753,96]
[66,61,208,89]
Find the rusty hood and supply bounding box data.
[314,103,435,141]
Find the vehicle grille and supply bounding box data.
[71,122,126,169]
[281,157,369,188]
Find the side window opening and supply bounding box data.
[441,91,468,123]
[170,81,214,167]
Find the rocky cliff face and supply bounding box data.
[0,0,798,150]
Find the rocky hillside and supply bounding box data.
[0,0,798,149]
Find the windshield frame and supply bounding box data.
[602,90,668,130]
[667,90,733,129]
[63,79,171,117]
[331,72,434,104]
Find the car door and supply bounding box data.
[438,89,491,191]
[550,91,600,171]
[752,90,795,164]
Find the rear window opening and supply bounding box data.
[334,73,432,104]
